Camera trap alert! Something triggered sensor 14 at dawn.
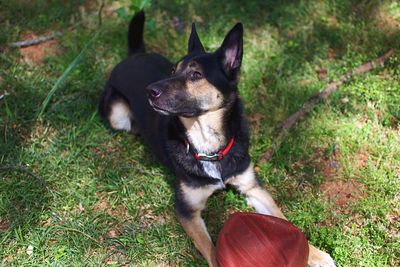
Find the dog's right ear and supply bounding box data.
[188,23,205,54]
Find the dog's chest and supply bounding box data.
[180,111,227,181]
[187,126,225,154]
[187,126,224,180]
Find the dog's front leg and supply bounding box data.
[226,163,286,219]
[226,163,336,267]
[178,211,218,267]
[176,181,220,267]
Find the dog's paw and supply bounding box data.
[308,246,336,267]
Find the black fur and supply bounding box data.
[128,10,145,55]
[99,12,250,219]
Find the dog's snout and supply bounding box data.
[148,86,162,100]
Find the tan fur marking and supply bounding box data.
[187,60,200,70]
[308,245,336,266]
[178,211,218,267]
[186,79,223,111]
[178,60,223,111]
[227,163,285,218]
[178,182,221,266]
[175,61,184,72]
[180,182,222,211]
[180,109,226,153]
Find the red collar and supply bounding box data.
[185,137,235,161]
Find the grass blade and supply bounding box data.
[37,31,100,118]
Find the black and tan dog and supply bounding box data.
[99,11,336,267]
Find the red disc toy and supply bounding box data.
[216,212,309,267]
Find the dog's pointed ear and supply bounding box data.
[188,23,205,53]
[220,23,243,80]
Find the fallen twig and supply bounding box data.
[0,165,46,184]
[9,32,63,48]
[0,164,57,198]
[98,0,105,27]
[9,0,105,48]
[55,226,103,247]
[259,49,395,163]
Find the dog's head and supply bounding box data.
[147,23,243,117]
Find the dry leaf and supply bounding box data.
[316,68,328,81]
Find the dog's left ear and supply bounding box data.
[220,23,243,81]
[188,23,205,54]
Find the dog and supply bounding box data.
[99,11,336,267]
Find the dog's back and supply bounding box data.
[99,11,173,161]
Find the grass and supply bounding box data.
[1,0,399,266]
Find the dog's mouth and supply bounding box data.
[148,100,172,115]
[149,100,200,117]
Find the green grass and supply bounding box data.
[1,0,399,266]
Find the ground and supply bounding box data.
[0,0,399,266]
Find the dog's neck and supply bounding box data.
[179,108,228,154]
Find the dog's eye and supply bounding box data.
[171,66,176,74]
[189,71,202,80]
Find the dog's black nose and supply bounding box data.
[148,86,162,100]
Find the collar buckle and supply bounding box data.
[195,153,224,161]
[185,137,235,161]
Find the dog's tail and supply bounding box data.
[128,10,145,55]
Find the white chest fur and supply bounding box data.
[201,161,222,180]
[180,109,227,180]
[180,109,226,153]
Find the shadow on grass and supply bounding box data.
[0,0,90,234]
[0,78,53,234]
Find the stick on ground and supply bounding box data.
[10,0,105,48]
[260,49,395,163]
[9,32,63,48]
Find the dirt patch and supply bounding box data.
[92,146,120,159]
[355,151,369,169]
[94,194,169,228]
[22,121,57,150]
[248,112,265,129]
[95,197,128,218]
[375,7,400,36]
[39,217,52,227]
[107,229,120,238]
[320,180,367,210]
[104,245,128,266]
[327,47,336,61]
[19,31,61,65]
[0,218,10,232]
[355,114,369,129]
[136,202,170,229]
[93,196,131,243]
[1,254,16,265]
[311,145,341,179]
[316,68,328,81]
[386,193,400,240]
[386,208,400,234]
